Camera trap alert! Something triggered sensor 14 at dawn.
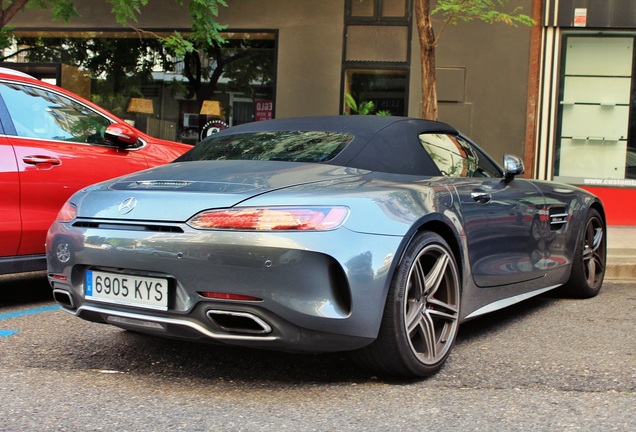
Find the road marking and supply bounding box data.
[0,329,19,336]
[0,304,61,337]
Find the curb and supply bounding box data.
[606,227,636,282]
[605,252,636,281]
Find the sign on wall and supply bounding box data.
[255,100,273,122]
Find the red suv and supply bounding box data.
[0,68,190,275]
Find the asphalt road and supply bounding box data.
[1,272,634,431]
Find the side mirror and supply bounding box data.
[502,154,524,182]
[104,123,141,149]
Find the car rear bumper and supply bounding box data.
[47,220,405,351]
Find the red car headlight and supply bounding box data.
[187,207,349,231]
[56,202,77,222]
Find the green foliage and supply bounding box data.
[106,0,228,52]
[433,0,535,28]
[26,0,79,22]
[188,0,228,47]
[344,93,376,115]
[0,27,14,50]
[107,0,149,25]
[3,1,228,55]
[105,0,228,53]
[163,32,194,57]
[50,0,80,21]
[345,93,392,116]
[344,93,357,113]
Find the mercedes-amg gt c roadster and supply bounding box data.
[47,116,606,377]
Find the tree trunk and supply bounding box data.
[0,0,30,28]
[415,0,438,120]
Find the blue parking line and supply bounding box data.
[0,304,61,337]
[0,329,19,337]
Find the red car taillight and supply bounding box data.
[187,207,349,231]
[56,202,77,222]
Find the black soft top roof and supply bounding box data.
[198,116,460,176]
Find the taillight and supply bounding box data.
[56,202,77,222]
[187,207,349,231]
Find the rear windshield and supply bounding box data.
[176,131,353,163]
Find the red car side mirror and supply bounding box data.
[104,123,141,149]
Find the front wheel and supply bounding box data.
[352,232,461,377]
[559,208,606,298]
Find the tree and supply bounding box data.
[0,1,278,116]
[415,0,534,120]
[180,37,276,106]
[0,0,227,55]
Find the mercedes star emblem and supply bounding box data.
[118,197,138,215]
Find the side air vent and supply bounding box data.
[548,207,568,231]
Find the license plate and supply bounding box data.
[85,270,168,311]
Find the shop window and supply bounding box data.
[344,1,410,117]
[2,31,277,144]
[344,69,407,116]
[555,35,636,184]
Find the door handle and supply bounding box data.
[471,191,492,204]
[23,155,62,165]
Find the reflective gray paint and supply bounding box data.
[46,118,604,353]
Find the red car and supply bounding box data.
[0,67,190,275]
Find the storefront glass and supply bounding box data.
[343,69,407,115]
[554,34,636,187]
[1,31,276,144]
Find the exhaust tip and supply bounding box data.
[206,310,272,335]
[53,289,75,309]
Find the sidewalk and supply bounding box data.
[606,226,636,281]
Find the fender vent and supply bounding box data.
[549,207,568,231]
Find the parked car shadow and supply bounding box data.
[2,270,559,384]
[51,294,559,385]
[455,293,557,343]
[0,271,52,307]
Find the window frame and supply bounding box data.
[419,132,503,179]
[0,79,116,147]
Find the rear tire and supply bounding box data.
[559,208,606,298]
[352,232,460,378]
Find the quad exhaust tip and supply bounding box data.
[206,309,272,335]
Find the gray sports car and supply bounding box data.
[46,116,606,377]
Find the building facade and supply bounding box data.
[7,0,632,225]
[536,0,636,225]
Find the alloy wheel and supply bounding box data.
[403,243,460,365]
